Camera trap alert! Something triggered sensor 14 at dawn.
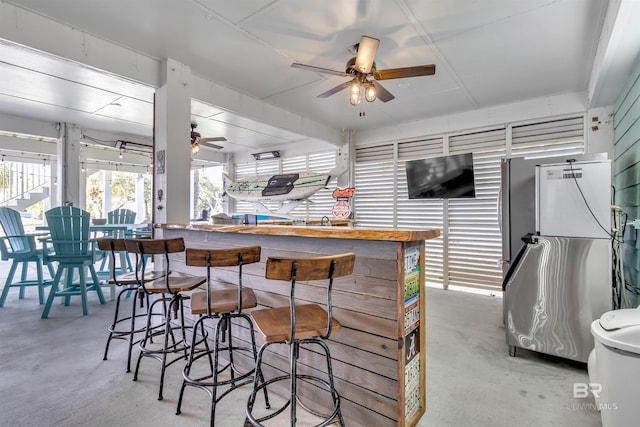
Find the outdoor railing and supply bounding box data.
[0,161,50,207]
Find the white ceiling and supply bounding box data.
[0,0,637,157]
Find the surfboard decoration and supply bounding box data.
[227,173,331,202]
[224,164,346,216]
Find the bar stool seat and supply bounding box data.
[246,252,355,427]
[125,237,206,401]
[96,237,164,373]
[190,288,257,314]
[176,246,268,427]
[250,304,341,342]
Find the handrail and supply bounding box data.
[0,161,50,206]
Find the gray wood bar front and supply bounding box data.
[157,224,440,427]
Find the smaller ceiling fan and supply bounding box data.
[291,35,436,105]
[190,122,227,155]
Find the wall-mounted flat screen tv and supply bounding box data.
[405,153,476,199]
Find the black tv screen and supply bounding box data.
[405,153,476,199]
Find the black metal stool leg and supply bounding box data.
[103,286,125,361]
[177,315,206,415]
[126,290,140,373]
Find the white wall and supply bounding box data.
[353,91,614,158]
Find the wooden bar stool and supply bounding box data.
[176,246,269,426]
[245,252,356,427]
[124,237,206,400]
[96,237,164,373]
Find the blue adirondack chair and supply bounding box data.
[0,207,54,306]
[41,206,106,318]
[96,208,137,274]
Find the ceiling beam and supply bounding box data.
[1,2,343,146]
[191,74,343,146]
[0,3,160,88]
[0,112,59,138]
[588,0,640,107]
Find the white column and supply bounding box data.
[103,170,112,216]
[78,153,87,209]
[136,173,145,221]
[153,58,192,226]
[46,160,57,211]
[56,123,82,207]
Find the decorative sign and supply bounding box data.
[332,200,351,218]
[332,187,355,198]
[331,187,355,219]
[156,150,165,174]
[403,245,421,422]
[404,246,420,304]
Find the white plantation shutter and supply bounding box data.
[396,138,445,286]
[354,144,395,228]
[448,129,506,291]
[233,162,259,215]
[512,116,584,158]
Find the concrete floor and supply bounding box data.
[0,271,602,427]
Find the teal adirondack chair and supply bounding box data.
[41,206,106,318]
[96,208,137,274]
[0,207,54,306]
[107,208,136,228]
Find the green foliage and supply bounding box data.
[85,171,150,218]
[86,171,104,218]
[25,202,43,220]
[111,173,136,209]
[197,173,222,215]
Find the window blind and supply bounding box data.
[448,129,506,291]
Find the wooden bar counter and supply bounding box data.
[157,223,440,427]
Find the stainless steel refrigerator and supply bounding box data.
[502,156,612,363]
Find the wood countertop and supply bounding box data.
[157,223,440,242]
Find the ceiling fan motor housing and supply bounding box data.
[345,57,376,75]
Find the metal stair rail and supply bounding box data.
[0,161,50,210]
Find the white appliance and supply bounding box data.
[535,160,612,239]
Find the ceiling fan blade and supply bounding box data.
[354,36,379,74]
[373,64,436,80]
[200,142,224,150]
[291,63,349,77]
[317,81,351,98]
[371,80,395,102]
[200,136,227,143]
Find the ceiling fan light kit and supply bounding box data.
[292,35,435,107]
[191,141,200,155]
[190,122,227,155]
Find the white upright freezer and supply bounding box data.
[535,160,612,239]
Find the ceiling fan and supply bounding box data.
[291,35,436,105]
[190,122,227,155]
